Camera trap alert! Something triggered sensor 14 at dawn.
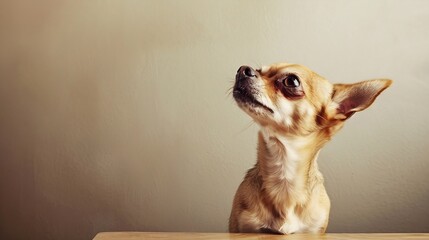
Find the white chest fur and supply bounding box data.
[280,206,328,234]
[280,207,307,234]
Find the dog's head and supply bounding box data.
[233,63,392,137]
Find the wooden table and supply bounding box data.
[93,232,429,240]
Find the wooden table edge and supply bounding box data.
[93,232,429,240]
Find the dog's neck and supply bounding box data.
[257,126,324,209]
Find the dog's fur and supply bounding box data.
[229,62,392,234]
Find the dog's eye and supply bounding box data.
[283,75,300,88]
[275,74,304,99]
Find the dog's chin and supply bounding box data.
[233,89,274,119]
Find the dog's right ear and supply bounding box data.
[330,79,392,120]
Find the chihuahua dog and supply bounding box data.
[229,62,391,234]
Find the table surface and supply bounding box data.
[93,232,429,240]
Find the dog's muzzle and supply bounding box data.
[233,66,274,114]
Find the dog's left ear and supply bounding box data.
[331,79,392,120]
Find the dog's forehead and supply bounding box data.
[260,63,314,78]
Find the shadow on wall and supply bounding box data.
[0,1,209,239]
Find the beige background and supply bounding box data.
[1,1,428,239]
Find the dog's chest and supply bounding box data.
[278,206,327,234]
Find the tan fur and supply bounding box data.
[230,62,392,234]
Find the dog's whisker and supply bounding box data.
[235,120,255,136]
[225,86,234,96]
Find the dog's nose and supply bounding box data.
[237,65,256,78]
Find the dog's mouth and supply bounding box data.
[233,88,274,114]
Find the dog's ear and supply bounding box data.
[331,79,392,120]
